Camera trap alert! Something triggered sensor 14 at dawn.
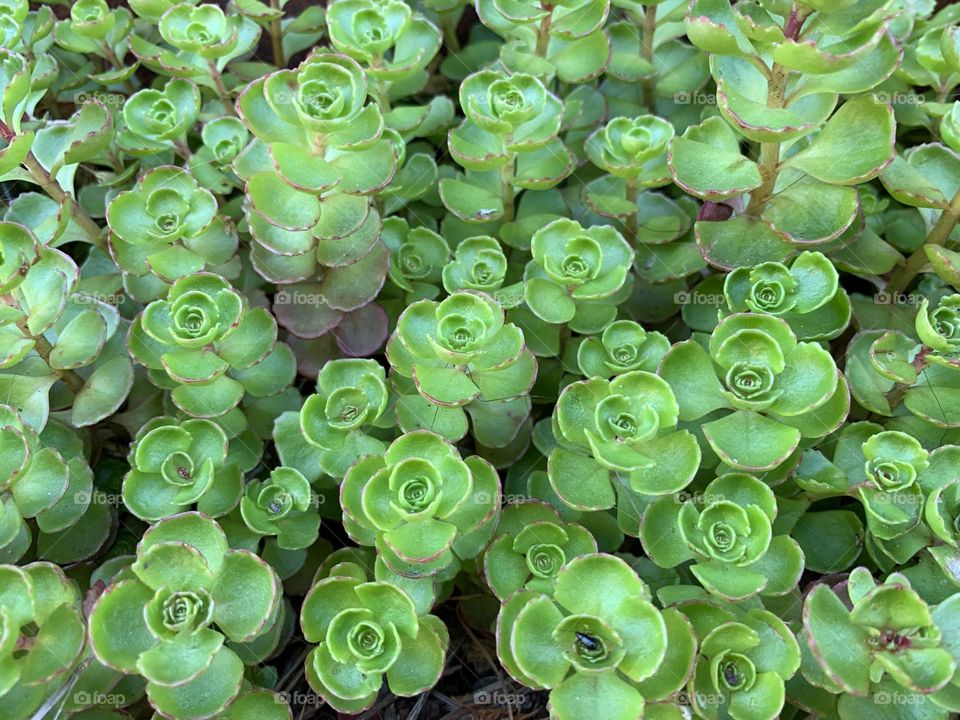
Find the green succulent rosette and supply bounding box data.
[382,217,450,300]
[524,218,635,333]
[442,70,572,222]
[441,235,510,295]
[0,562,86,720]
[53,0,134,78]
[641,473,804,601]
[386,290,537,409]
[239,467,321,550]
[459,69,561,148]
[548,370,700,512]
[238,50,394,188]
[88,513,283,719]
[857,430,930,542]
[482,500,598,600]
[0,0,29,49]
[585,115,673,187]
[686,607,800,720]
[119,78,200,153]
[301,563,448,714]
[575,319,670,378]
[300,358,391,477]
[326,0,441,82]
[474,0,610,84]
[497,554,668,720]
[236,50,395,288]
[804,570,959,706]
[158,3,243,59]
[129,273,293,418]
[927,477,960,548]
[189,117,249,194]
[722,251,851,341]
[107,166,237,295]
[122,415,243,521]
[917,294,960,356]
[0,404,89,561]
[660,313,847,472]
[340,430,501,577]
[0,222,89,371]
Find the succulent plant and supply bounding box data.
[11,1,960,718]
[300,556,448,713]
[88,513,282,718]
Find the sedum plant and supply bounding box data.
[300,553,448,713]
[496,554,670,720]
[548,370,700,511]
[88,513,282,719]
[660,313,845,471]
[12,0,960,718]
[341,431,500,576]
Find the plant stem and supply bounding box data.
[745,136,782,215]
[440,12,461,52]
[887,187,960,293]
[625,180,638,242]
[883,349,930,409]
[32,334,85,394]
[208,61,238,117]
[375,78,391,113]
[100,42,136,94]
[535,7,552,57]
[270,0,285,68]
[501,157,516,223]
[640,3,657,114]
[745,5,807,217]
[173,138,192,160]
[20,150,104,247]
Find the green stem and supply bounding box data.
[640,4,657,114]
[33,334,86,394]
[441,11,461,52]
[100,42,136,94]
[173,138,192,160]
[208,61,238,117]
[745,5,807,217]
[625,180,638,243]
[370,56,391,112]
[883,349,931,409]
[20,150,104,247]
[535,8,552,57]
[744,58,791,215]
[501,157,516,223]
[269,0,285,68]
[745,137,782,216]
[887,187,960,294]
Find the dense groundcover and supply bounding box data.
[10,0,960,718]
